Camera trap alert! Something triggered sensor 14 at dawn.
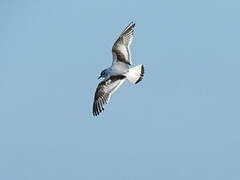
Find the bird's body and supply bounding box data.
[93,22,144,116]
[103,62,129,79]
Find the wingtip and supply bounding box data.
[93,102,105,116]
[129,21,135,27]
[125,21,135,30]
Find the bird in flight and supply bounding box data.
[93,22,144,116]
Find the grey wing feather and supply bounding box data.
[112,22,135,66]
[93,75,126,116]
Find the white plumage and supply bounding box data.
[93,22,144,116]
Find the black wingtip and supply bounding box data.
[130,21,135,27]
[125,22,135,30]
[93,107,104,117]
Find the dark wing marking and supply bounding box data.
[112,22,135,66]
[93,75,126,116]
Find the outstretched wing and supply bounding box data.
[93,75,126,116]
[112,22,135,66]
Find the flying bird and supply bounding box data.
[93,22,144,116]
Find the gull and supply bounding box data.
[93,22,144,116]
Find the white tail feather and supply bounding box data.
[126,64,144,84]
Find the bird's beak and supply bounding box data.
[98,75,101,79]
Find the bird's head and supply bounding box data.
[98,69,108,79]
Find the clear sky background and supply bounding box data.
[1,0,240,179]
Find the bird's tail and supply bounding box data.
[126,64,144,84]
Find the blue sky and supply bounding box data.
[1,0,240,179]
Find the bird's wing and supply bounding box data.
[112,22,135,66]
[93,75,126,116]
